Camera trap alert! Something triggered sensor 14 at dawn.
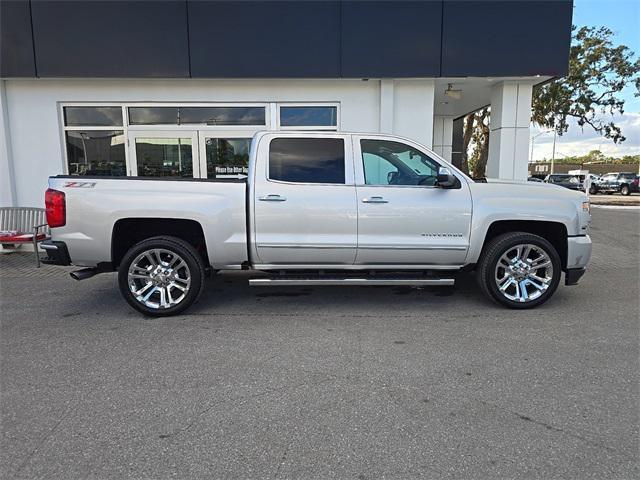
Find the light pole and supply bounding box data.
[530,130,553,177]
[551,129,557,174]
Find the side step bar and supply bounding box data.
[249,278,454,287]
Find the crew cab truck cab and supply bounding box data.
[43,131,592,316]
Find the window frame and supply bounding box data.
[276,103,340,131]
[59,102,342,177]
[264,133,354,186]
[59,103,131,175]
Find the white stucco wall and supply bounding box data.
[2,78,436,207]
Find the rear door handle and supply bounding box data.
[362,196,388,204]
[259,194,287,202]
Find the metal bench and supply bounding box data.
[0,207,50,267]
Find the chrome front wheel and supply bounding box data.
[494,244,553,303]
[477,232,561,309]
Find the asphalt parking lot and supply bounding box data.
[1,208,638,479]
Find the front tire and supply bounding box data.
[476,232,561,309]
[621,185,630,196]
[589,185,598,194]
[118,236,205,317]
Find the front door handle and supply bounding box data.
[259,194,287,202]
[362,196,389,204]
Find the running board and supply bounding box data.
[249,278,454,287]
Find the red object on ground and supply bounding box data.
[0,231,48,243]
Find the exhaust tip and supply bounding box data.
[70,268,97,281]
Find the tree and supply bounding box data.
[465,107,490,178]
[461,26,639,175]
[533,26,640,143]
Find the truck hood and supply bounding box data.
[472,177,588,202]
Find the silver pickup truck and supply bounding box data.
[42,131,592,316]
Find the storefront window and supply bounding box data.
[64,106,123,126]
[128,106,265,126]
[279,106,337,127]
[62,103,338,177]
[65,130,126,176]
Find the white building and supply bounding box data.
[0,0,574,208]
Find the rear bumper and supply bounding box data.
[40,240,72,266]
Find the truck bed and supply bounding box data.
[47,176,248,268]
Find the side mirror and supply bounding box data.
[437,167,456,188]
[387,171,398,184]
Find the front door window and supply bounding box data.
[361,139,440,186]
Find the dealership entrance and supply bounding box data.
[128,130,253,179]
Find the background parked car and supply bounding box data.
[571,173,603,194]
[593,172,639,195]
[544,174,583,191]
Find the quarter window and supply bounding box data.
[269,138,345,184]
[361,139,440,186]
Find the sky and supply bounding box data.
[530,0,640,161]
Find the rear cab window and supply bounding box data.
[268,137,346,184]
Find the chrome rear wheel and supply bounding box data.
[128,248,191,309]
[118,236,205,317]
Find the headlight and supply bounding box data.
[582,201,590,213]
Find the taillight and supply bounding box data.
[45,188,66,227]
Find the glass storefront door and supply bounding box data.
[129,131,200,178]
[198,133,253,179]
[129,130,256,179]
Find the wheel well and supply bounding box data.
[482,220,568,269]
[111,218,209,269]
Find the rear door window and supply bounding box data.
[268,138,345,184]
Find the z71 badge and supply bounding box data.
[64,181,96,188]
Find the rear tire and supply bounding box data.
[476,232,561,309]
[118,236,205,317]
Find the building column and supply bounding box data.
[379,79,394,134]
[0,81,17,207]
[486,81,533,180]
[378,79,435,148]
[432,115,454,161]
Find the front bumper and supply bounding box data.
[40,240,72,266]
[565,268,586,286]
[565,235,591,285]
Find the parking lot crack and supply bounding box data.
[273,441,290,479]
[478,400,636,461]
